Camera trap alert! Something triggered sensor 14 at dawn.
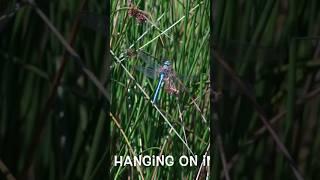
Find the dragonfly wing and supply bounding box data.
[137,51,161,69]
[173,76,188,92]
[176,74,211,93]
[163,71,188,93]
[134,66,159,79]
[176,74,200,83]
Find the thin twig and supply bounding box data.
[0,159,16,180]
[195,144,210,180]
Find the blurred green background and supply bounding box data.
[213,0,320,180]
[1,0,108,179]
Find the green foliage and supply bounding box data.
[110,0,210,179]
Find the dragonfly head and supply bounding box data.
[163,60,171,66]
[160,60,171,76]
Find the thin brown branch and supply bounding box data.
[0,159,16,180]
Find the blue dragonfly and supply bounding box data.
[131,50,189,104]
[148,60,172,103]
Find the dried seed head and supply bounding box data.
[127,2,148,23]
[126,48,137,57]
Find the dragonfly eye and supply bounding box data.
[164,60,171,66]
